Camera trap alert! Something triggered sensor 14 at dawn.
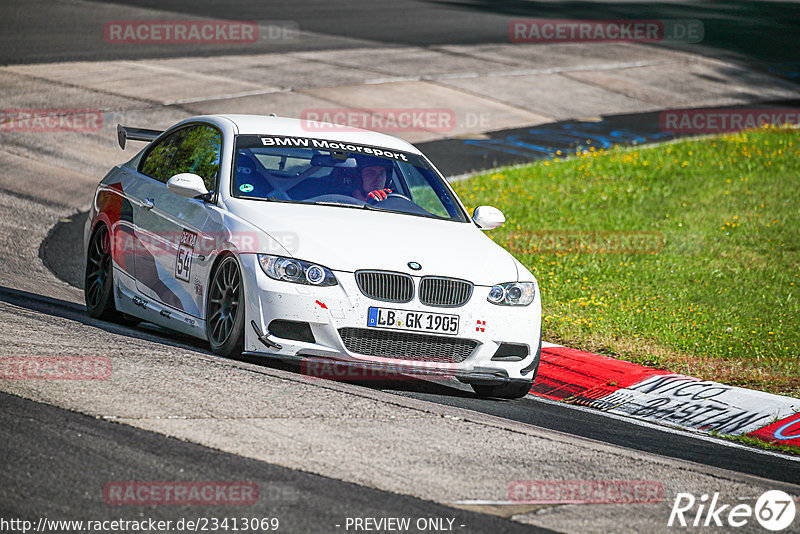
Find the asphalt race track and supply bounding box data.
[0,391,555,533]
[2,1,800,532]
[36,152,800,486]
[3,0,799,77]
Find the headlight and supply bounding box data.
[258,254,338,286]
[487,282,535,306]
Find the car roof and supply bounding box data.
[215,114,422,155]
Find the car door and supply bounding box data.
[133,123,223,318]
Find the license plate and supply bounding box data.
[367,307,459,336]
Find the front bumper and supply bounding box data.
[239,254,541,382]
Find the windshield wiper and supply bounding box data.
[239,195,306,206]
[312,201,377,210]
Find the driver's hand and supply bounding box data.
[367,188,392,201]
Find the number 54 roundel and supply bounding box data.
[175,229,197,282]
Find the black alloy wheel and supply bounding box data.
[206,255,245,356]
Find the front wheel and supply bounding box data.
[206,255,245,357]
[472,379,533,399]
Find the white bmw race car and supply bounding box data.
[84,114,541,398]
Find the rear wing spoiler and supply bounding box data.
[117,124,162,149]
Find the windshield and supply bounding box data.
[231,135,468,222]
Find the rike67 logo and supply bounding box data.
[668,490,796,531]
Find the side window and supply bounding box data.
[402,164,450,218]
[169,125,222,193]
[139,128,187,183]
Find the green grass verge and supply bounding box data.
[452,127,800,397]
[709,430,800,456]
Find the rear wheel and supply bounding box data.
[206,255,244,357]
[84,224,140,325]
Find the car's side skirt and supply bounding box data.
[114,265,207,340]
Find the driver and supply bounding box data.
[350,156,394,202]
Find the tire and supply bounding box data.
[472,379,533,399]
[206,254,245,357]
[84,224,140,326]
[472,338,541,399]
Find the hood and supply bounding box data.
[227,200,518,286]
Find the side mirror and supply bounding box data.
[472,206,505,230]
[167,173,209,199]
